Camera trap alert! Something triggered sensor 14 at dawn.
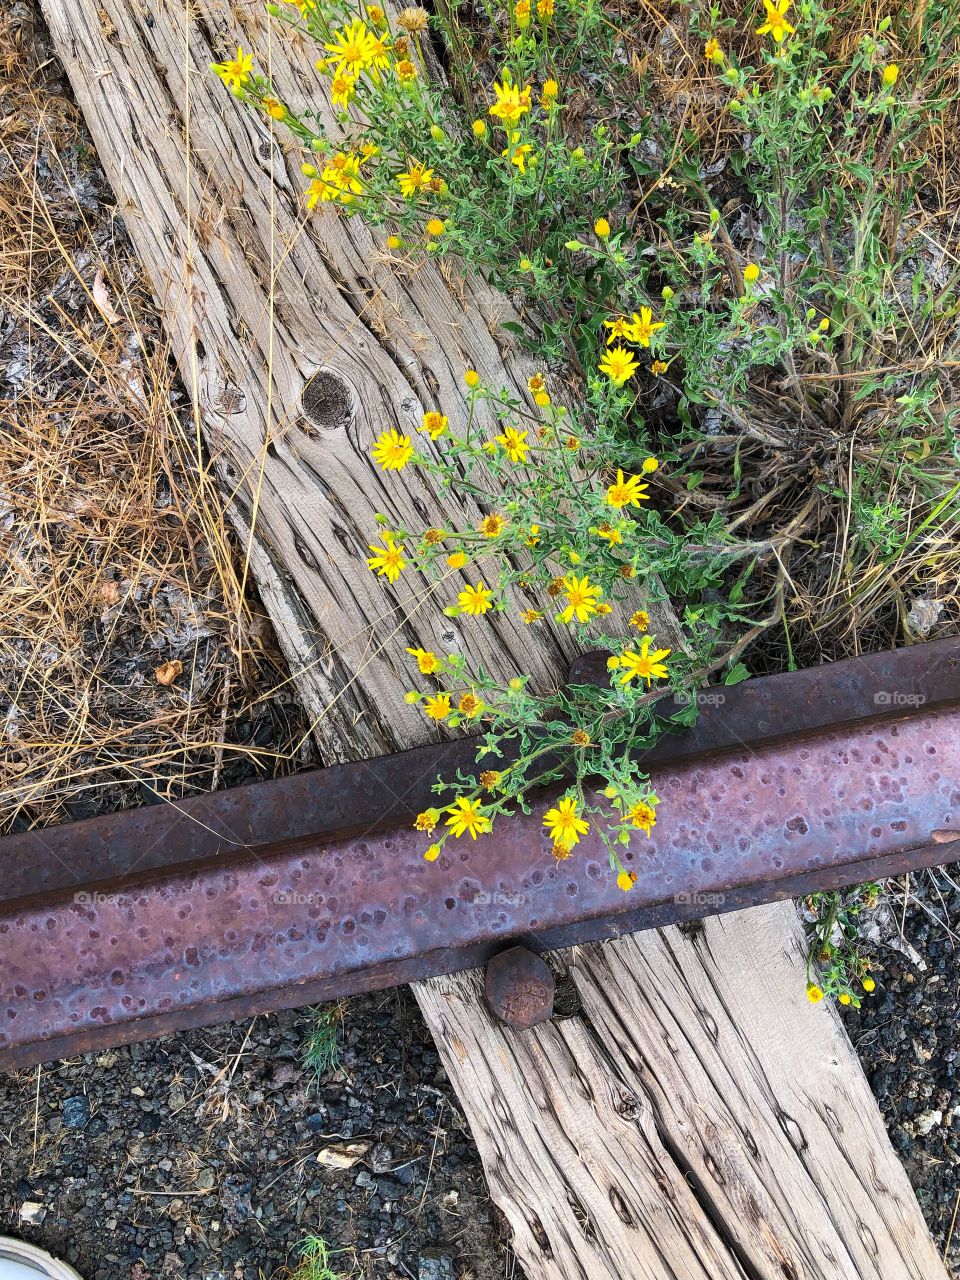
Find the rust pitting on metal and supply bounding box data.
[1,639,959,1070]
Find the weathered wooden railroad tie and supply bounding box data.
[2,636,958,1070]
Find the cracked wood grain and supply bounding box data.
[39,4,946,1278]
[417,904,947,1280]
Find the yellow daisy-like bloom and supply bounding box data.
[527,373,546,393]
[396,161,434,197]
[488,73,532,127]
[642,457,659,473]
[371,427,414,470]
[594,217,610,238]
[212,47,253,91]
[543,795,589,851]
[882,63,898,86]
[704,37,724,63]
[366,533,406,583]
[367,3,386,25]
[426,217,446,236]
[628,800,656,834]
[541,79,559,109]
[421,411,448,439]
[423,692,452,720]
[552,842,573,861]
[330,73,357,110]
[838,992,852,1006]
[262,97,287,120]
[515,0,531,26]
[597,522,623,546]
[423,843,441,861]
[496,426,530,463]
[604,316,631,340]
[616,870,633,892]
[387,234,402,250]
[365,35,392,82]
[307,152,364,207]
[617,636,672,686]
[537,0,554,16]
[596,602,612,615]
[478,513,507,538]
[446,551,467,568]
[625,306,666,348]
[756,0,795,42]
[414,808,439,833]
[521,608,543,623]
[479,769,501,790]
[806,983,825,1003]
[629,609,649,631]
[525,524,540,546]
[458,692,485,718]
[598,344,639,385]
[464,369,481,388]
[395,58,418,81]
[606,468,649,509]
[472,118,488,137]
[502,141,534,173]
[559,574,602,625]
[863,977,876,992]
[423,528,444,545]
[458,581,493,615]
[325,20,379,75]
[744,262,761,283]
[406,646,439,674]
[445,796,492,839]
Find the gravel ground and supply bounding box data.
[0,992,516,1280]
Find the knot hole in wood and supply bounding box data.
[301,368,355,433]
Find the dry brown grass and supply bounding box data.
[0,7,312,835]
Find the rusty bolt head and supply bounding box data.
[484,945,555,1029]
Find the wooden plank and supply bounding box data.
[417,903,948,1280]
[38,3,947,1279]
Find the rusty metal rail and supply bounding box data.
[2,638,959,1070]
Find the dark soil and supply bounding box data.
[0,993,515,1280]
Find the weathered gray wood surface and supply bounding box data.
[39,2,948,1277]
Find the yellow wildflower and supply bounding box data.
[421,411,448,439]
[367,3,386,25]
[446,551,467,568]
[629,609,649,631]
[571,729,590,747]
[503,140,534,173]
[606,468,649,509]
[212,47,253,92]
[480,770,501,790]
[617,870,633,892]
[597,522,623,546]
[704,38,724,62]
[325,20,379,75]
[521,608,542,623]
[755,0,795,42]
[423,528,444,545]
[423,692,452,720]
[423,843,441,861]
[396,58,418,81]
[330,73,357,110]
[537,0,554,16]
[882,63,898,86]
[446,796,492,839]
[397,161,434,197]
[863,977,876,992]
[262,97,287,120]
[559,574,602,625]
[426,217,446,236]
[489,73,532,127]
[387,234,402,250]
[464,369,481,388]
[515,0,531,26]
[472,118,488,137]
[541,78,559,109]
[414,808,439,833]
[642,457,659,473]
[458,581,493,615]
[496,426,530,462]
[478,513,507,538]
[651,360,668,375]
[617,636,672,685]
[406,646,439,674]
[543,795,589,851]
[628,800,656,834]
[806,983,824,1003]
[625,306,666,347]
[744,262,761,283]
[371,427,413,470]
[604,316,631,340]
[366,533,406,583]
[598,344,639,385]
[594,217,610,238]
[458,692,485,718]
